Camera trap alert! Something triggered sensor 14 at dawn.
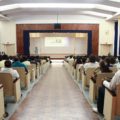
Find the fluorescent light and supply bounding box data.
[106,12,120,20]
[0,14,10,20]
[82,11,112,18]
[96,4,120,12]
[0,3,95,11]
[109,0,120,3]
[21,3,95,9]
[0,3,119,13]
[0,4,19,11]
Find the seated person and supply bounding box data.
[84,55,99,70]
[103,70,120,91]
[1,60,19,80]
[12,57,28,74]
[91,61,112,83]
[21,56,31,66]
[74,56,83,69]
[93,69,120,115]
[0,55,9,68]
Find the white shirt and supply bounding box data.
[115,62,120,69]
[1,68,19,80]
[84,62,99,70]
[103,70,120,91]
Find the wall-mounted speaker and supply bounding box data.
[54,24,61,29]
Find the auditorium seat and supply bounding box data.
[41,59,47,74]
[28,64,36,81]
[76,65,83,82]
[13,67,30,89]
[82,67,97,89]
[89,72,114,103]
[103,84,120,120]
[110,66,118,73]
[73,67,77,80]
[41,59,50,74]
[0,73,21,102]
[0,84,5,120]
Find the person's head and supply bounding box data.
[76,57,82,64]
[105,57,111,67]
[89,55,96,63]
[99,61,111,73]
[82,56,87,64]
[5,60,11,68]
[2,55,9,60]
[110,57,116,64]
[13,57,19,62]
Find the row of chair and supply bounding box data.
[0,59,50,120]
[0,84,5,120]
[63,60,120,120]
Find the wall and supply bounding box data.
[99,21,114,55]
[16,15,115,56]
[118,19,120,56]
[16,24,99,55]
[0,15,115,56]
[30,36,87,58]
[0,21,16,55]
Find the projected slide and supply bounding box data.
[45,37,68,47]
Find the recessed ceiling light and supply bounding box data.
[109,0,120,2]
[82,11,112,18]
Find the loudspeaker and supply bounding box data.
[54,24,61,29]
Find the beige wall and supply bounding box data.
[0,21,16,55]
[30,36,88,58]
[99,21,114,55]
[0,15,115,56]
[16,15,115,56]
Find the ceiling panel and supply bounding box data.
[0,0,119,21]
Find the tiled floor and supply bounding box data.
[9,63,98,120]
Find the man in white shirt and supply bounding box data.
[84,55,99,70]
[103,70,120,91]
[1,60,19,80]
[93,70,120,115]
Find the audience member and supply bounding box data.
[84,55,99,70]
[1,60,19,80]
[93,68,119,115]
[12,57,28,73]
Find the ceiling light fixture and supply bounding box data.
[109,0,120,3]
[82,11,112,18]
[0,3,119,13]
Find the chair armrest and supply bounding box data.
[90,78,96,83]
[0,84,3,89]
[104,86,116,96]
[13,78,20,83]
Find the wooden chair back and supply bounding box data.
[104,84,120,120]
[110,67,118,73]
[115,85,120,115]
[96,72,115,90]
[0,72,14,96]
[0,72,21,102]
[82,67,97,87]
[13,67,30,88]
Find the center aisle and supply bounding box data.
[10,62,98,120]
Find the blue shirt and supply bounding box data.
[12,61,28,73]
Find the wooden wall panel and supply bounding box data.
[16,24,99,55]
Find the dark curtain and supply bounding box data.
[114,21,118,56]
[23,31,30,55]
[23,30,92,55]
[87,31,92,55]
